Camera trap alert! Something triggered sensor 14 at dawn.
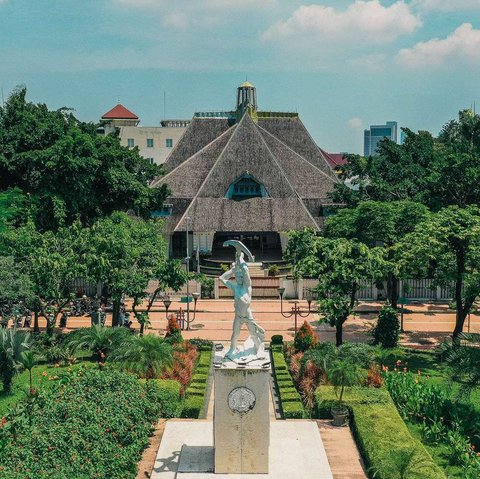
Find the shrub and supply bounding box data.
[182,349,212,418]
[314,386,446,479]
[337,342,377,368]
[270,335,283,345]
[0,328,31,393]
[0,368,176,479]
[293,321,317,352]
[268,264,280,276]
[162,341,198,391]
[188,338,213,351]
[164,314,183,344]
[372,306,400,348]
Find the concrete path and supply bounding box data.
[151,420,333,479]
[316,420,368,479]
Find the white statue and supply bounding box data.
[220,241,265,359]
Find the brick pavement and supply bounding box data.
[32,299,480,348]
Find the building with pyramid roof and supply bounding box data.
[152,82,339,262]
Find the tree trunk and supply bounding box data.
[33,305,40,334]
[452,249,466,342]
[112,299,120,327]
[335,324,343,347]
[391,276,399,309]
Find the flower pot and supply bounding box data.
[331,405,349,427]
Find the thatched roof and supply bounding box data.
[154,111,339,234]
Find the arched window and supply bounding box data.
[226,173,267,201]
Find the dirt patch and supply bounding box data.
[136,418,167,479]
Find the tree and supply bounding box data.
[325,201,429,307]
[398,206,480,340]
[0,256,34,327]
[1,221,87,333]
[19,350,37,396]
[132,259,188,335]
[0,87,168,231]
[291,232,385,346]
[0,328,31,393]
[0,188,25,233]
[112,334,173,380]
[85,212,168,327]
[67,325,130,362]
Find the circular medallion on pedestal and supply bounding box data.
[228,387,256,415]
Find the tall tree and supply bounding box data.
[398,206,480,340]
[0,87,168,230]
[85,212,167,327]
[325,201,429,307]
[287,231,385,346]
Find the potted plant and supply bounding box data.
[327,360,362,426]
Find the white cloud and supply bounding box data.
[411,0,480,12]
[163,13,189,30]
[397,23,480,68]
[263,1,422,43]
[348,118,364,130]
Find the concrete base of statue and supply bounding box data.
[213,346,270,474]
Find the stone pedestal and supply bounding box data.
[213,357,270,474]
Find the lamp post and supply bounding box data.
[162,296,171,320]
[185,216,191,328]
[277,286,314,334]
[185,292,200,331]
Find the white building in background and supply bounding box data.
[98,104,189,165]
[363,121,398,157]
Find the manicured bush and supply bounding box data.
[270,334,283,345]
[0,368,178,479]
[293,320,317,352]
[271,343,306,419]
[372,306,400,348]
[188,338,213,352]
[314,386,446,479]
[181,349,212,418]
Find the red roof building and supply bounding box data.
[320,149,347,169]
[101,104,139,120]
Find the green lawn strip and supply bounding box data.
[315,386,447,479]
[270,345,305,419]
[182,348,213,418]
[0,361,94,417]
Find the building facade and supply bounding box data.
[364,121,398,157]
[98,104,189,164]
[151,82,339,262]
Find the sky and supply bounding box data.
[1,0,480,154]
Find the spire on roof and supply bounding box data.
[236,81,257,114]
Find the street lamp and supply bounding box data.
[277,287,314,334]
[185,216,191,329]
[185,292,200,331]
[162,296,172,320]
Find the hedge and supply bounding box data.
[0,368,179,479]
[270,344,305,419]
[181,349,213,418]
[314,386,447,479]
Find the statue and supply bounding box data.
[219,240,265,360]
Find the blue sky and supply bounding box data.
[1,0,480,153]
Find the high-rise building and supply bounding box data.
[364,121,398,157]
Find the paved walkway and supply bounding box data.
[32,299,480,348]
[317,420,368,479]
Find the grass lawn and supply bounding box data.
[0,361,94,417]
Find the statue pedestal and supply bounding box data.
[213,351,270,474]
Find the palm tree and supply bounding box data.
[20,350,37,395]
[0,328,31,393]
[327,360,363,403]
[113,334,173,380]
[67,324,130,362]
[439,333,480,397]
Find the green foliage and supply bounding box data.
[67,325,130,361]
[0,188,25,233]
[271,345,306,419]
[438,333,480,397]
[188,338,214,351]
[268,264,280,276]
[0,87,168,231]
[270,334,283,345]
[0,368,177,479]
[182,349,212,418]
[112,334,173,380]
[314,386,446,479]
[398,205,480,339]
[373,306,400,348]
[0,328,31,393]
[327,360,363,402]
[293,320,317,352]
